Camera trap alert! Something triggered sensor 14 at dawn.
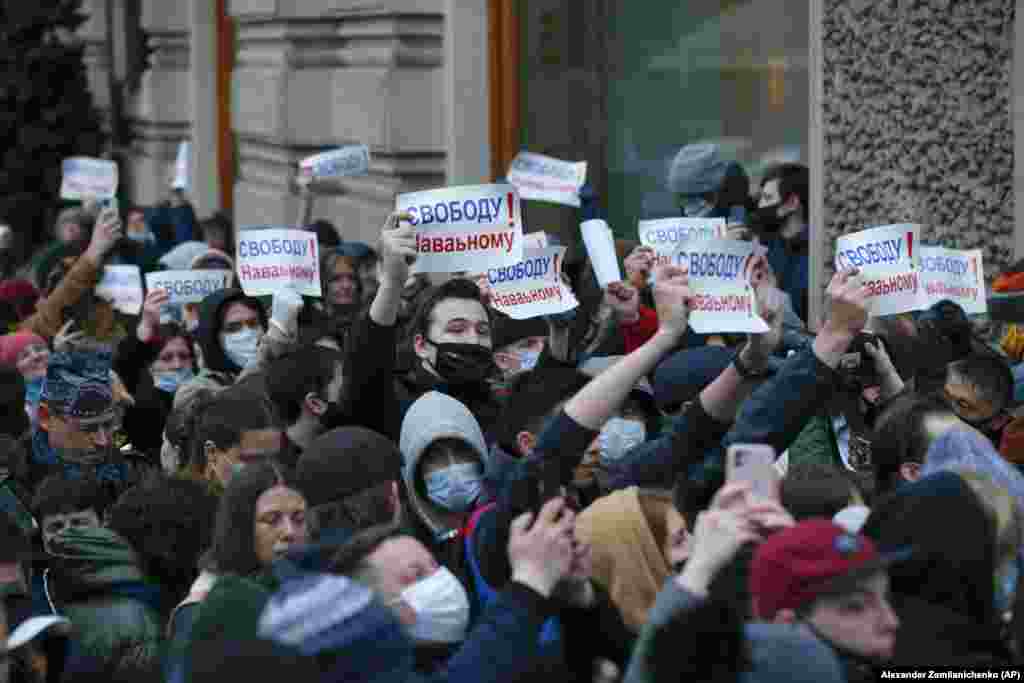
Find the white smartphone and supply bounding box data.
[726,443,779,500]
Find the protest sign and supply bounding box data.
[663,238,768,334]
[172,142,190,190]
[95,266,143,315]
[60,157,118,200]
[834,223,926,315]
[919,246,986,314]
[506,151,587,207]
[396,183,523,273]
[488,246,578,320]
[299,145,371,180]
[639,217,727,283]
[145,269,231,306]
[523,231,549,249]
[580,219,622,287]
[236,228,321,297]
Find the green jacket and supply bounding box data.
[47,526,163,677]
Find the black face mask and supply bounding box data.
[427,341,497,386]
[755,203,784,232]
[319,399,350,431]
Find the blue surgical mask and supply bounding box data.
[995,557,1021,616]
[518,350,540,372]
[153,367,194,394]
[126,231,155,245]
[425,462,483,513]
[24,377,43,406]
[597,418,646,464]
[221,327,263,370]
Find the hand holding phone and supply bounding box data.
[726,444,779,500]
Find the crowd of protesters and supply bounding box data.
[0,144,1021,682]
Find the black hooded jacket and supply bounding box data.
[863,471,1016,667]
[194,288,268,376]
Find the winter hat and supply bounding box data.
[750,519,900,619]
[491,313,549,351]
[41,347,114,418]
[296,427,402,507]
[653,345,735,410]
[190,248,235,272]
[335,241,375,262]
[0,332,45,368]
[667,143,733,195]
[258,573,413,683]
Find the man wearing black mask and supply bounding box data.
[755,163,810,323]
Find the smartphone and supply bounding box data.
[726,443,779,499]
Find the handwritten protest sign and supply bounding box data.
[834,224,926,315]
[172,142,190,190]
[580,219,622,287]
[396,183,523,273]
[919,246,986,314]
[60,157,118,200]
[236,228,321,297]
[299,145,371,180]
[523,231,549,250]
[489,246,578,320]
[507,152,587,207]
[95,266,143,315]
[146,270,231,306]
[662,238,767,334]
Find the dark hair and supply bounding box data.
[32,474,108,520]
[309,481,395,541]
[189,389,279,474]
[408,278,490,342]
[207,461,298,575]
[0,365,28,439]
[153,323,195,367]
[310,220,340,249]
[497,369,587,456]
[265,346,344,425]
[782,464,860,521]
[947,354,1014,415]
[761,163,809,220]
[0,434,29,481]
[0,511,30,564]
[107,473,218,599]
[871,392,954,495]
[328,522,404,579]
[199,212,234,253]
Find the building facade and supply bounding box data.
[79,0,1021,328]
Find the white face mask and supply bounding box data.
[221,327,263,370]
[399,566,470,644]
[597,417,646,464]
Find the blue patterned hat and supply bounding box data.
[41,348,114,419]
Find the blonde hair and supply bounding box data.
[954,468,1022,565]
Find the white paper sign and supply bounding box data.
[489,246,578,320]
[60,157,118,200]
[95,265,143,315]
[664,238,768,334]
[172,142,190,190]
[236,228,322,297]
[639,217,727,282]
[580,219,621,287]
[396,183,523,273]
[919,246,987,314]
[507,151,587,207]
[299,145,371,180]
[523,231,549,249]
[834,224,926,315]
[145,269,231,305]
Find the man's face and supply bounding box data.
[493,336,546,377]
[41,508,100,554]
[125,210,146,236]
[56,221,84,245]
[944,378,998,426]
[414,298,492,366]
[40,405,119,466]
[252,485,307,567]
[806,572,899,661]
[327,257,358,307]
[365,536,440,624]
[758,179,782,209]
[208,428,282,488]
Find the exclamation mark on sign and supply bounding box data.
[553,253,560,282]
[311,239,318,280]
[906,232,913,261]
[507,192,515,228]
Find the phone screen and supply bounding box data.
[727,444,779,499]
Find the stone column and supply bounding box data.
[228,0,457,243]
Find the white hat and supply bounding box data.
[833,505,871,535]
[8,616,71,651]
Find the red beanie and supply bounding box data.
[0,332,45,368]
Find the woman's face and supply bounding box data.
[151,337,193,373]
[253,485,308,566]
[15,344,48,380]
[328,257,359,308]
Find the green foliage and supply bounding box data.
[0,0,104,258]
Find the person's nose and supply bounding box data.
[91,426,114,448]
[879,599,900,631]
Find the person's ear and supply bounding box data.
[413,333,429,359]
[773,609,797,625]
[37,403,51,432]
[900,461,922,482]
[516,431,537,458]
[304,392,327,417]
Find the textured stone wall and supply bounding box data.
[822,0,1015,284]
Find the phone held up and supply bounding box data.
[726,443,779,500]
